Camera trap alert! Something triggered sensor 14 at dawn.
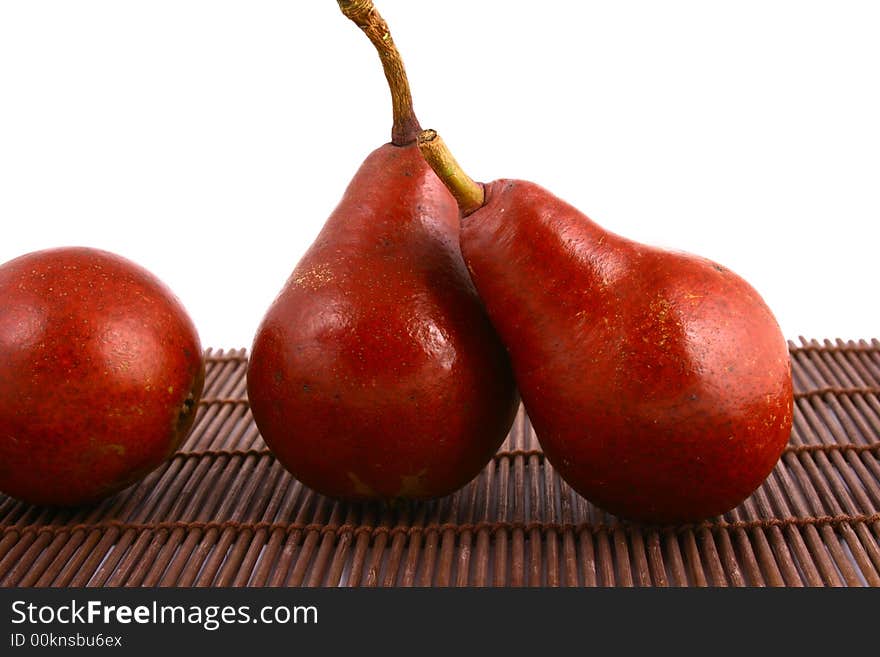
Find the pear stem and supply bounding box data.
[337,0,420,146]
[418,130,485,216]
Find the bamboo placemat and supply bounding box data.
[1,338,878,587]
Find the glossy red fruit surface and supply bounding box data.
[460,179,793,523]
[0,247,205,506]
[247,144,518,501]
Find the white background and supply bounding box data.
[1,1,878,349]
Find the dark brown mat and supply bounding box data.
[2,338,879,587]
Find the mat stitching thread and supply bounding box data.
[193,388,880,409]
[794,388,880,400]
[197,398,250,407]
[786,443,880,455]
[791,345,880,355]
[5,512,879,541]
[163,448,552,463]
[203,345,880,365]
[166,442,880,463]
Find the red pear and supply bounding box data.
[0,247,205,506]
[420,130,793,523]
[246,2,517,501]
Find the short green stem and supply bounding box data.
[418,130,485,216]
[337,0,421,146]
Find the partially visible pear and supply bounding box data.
[0,247,205,506]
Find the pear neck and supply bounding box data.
[338,1,421,145]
